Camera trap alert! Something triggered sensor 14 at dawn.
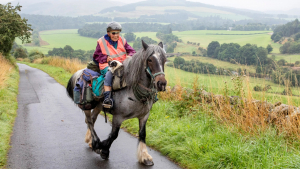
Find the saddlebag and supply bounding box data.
[112,65,127,91]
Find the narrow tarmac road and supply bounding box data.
[8,64,180,169]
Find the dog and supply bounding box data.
[108,60,123,73]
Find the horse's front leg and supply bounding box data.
[137,113,154,166]
[100,115,124,159]
[84,109,102,152]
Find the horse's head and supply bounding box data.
[142,40,167,91]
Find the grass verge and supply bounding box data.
[18,59,300,168]
[0,56,19,168]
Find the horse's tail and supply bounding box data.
[66,69,84,101]
[66,75,74,100]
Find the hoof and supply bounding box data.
[95,149,101,154]
[100,149,109,160]
[143,159,154,166]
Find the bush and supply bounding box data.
[230,59,236,64]
[28,50,44,62]
[41,57,51,64]
[266,44,273,53]
[271,55,276,60]
[282,88,292,95]
[13,47,27,58]
[253,85,262,91]
[295,61,300,65]
[277,59,286,66]
[23,58,30,62]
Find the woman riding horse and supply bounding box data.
[66,26,167,166]
[93,22,136,109]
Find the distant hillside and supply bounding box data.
[266,8,300,16]
[98,0,269,20]
[10,0,125,16]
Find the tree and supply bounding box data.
[207,41,220,57]
[273,34,282,42]
[173,57,185,68]
[0,3,32,56]
[266,44,273,53]
[279,42,291,54]
[124,32,136,42]
[132,37,157,51]
[294,33,300,41]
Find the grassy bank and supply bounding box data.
[18,58,300,168]
[0,56,19,168]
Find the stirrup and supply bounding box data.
[102,98,114,109]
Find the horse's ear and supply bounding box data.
[158,42,163,48]
[142,40,149,50]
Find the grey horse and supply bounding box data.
[66,41,167,166]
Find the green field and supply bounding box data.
[15,29,98,54]
[173,30,281,53]
[174,42,199,54]
[269,54,300,63]
[15,30,161,54]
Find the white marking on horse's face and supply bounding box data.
[153,52,163,72]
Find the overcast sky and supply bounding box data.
[1,0,299,12]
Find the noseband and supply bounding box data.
[146,67,165,82]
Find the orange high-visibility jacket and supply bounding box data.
[97,36,127,70]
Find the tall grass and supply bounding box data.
[0,55,14,87]
[160,68,300,140]
[0,54,19,168]
[35,56,85,74]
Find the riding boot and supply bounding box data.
[103,91,114,109]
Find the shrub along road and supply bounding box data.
[8,63,180,169]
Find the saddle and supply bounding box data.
[74,60,126,110]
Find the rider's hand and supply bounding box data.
[107,57,113,62]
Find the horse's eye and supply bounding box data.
[148,59,152,62]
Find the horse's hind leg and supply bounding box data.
[84,109,102,152]
[85,105,101,148]
[137,113,154,166]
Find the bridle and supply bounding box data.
[133,51,165,104]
